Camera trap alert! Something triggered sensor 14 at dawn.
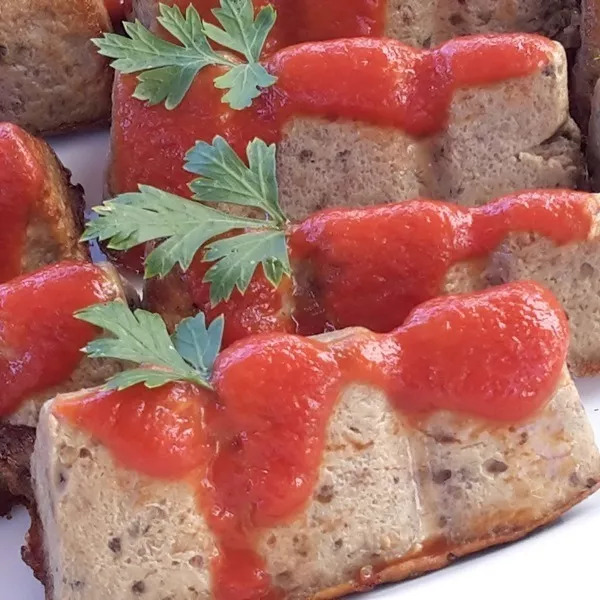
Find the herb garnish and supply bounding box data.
[76,301,223,390]
[82,136,290,305]
[94,0,277,110]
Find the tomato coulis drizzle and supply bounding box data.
[289,190,593,334]
[55,281,568,600]
[110,34,554,198]
[0,262,117,417]
[178,190,592,343]
[0,124,45,284]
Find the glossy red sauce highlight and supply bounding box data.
[0,124,45,283]
[0,262,117,417]
[180,190,592,341]
[56,281,568,599]
[110,35,554,198]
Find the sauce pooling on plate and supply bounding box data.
[56,281,568,600]
[111,35,554,197]
[180,190,592,346]
[0,262,119,417]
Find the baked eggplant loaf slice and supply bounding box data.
[0,262,127,513]
[132,0,580,50]
[0,122,88,283]
[574,0,600,126]
[108,34,583,218]
[140,189,600,376]
[0,0,115,135]
[29,282,600,599]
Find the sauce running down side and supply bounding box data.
[177,190,593,345]
[110,35,555,198]
[0,262,119,417]
[56,281,568,600]
[0,124,45,283]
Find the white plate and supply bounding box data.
[2,132,600,599]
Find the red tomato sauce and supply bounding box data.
[55,281,568,599]
[289,190,592,334]
[110,35,554,199]
[176,190,592,342]
[184,260,295,347]
[152,0,385,52]
[0,124,45,283]
[0,262,118,417]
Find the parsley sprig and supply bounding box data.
[76,301,224,391]
[82,136,290,305]
[93,1,277,110]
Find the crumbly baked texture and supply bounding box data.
[0,424,36,516]
[276,42,582,219]
[0,264,128,514]
[574,0,600,127]
[0,0,113,135]
[133,0,580,47]
[0,124,90,274]
[386,0,580,48]
[485,224,600,377]
[29,363,600,599]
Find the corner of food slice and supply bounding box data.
[109,33,581,218]
[0,0,113,134]
[0,123,89,283]
[0,261,129,512]
[30,281,600,599]
[483,190,600,376]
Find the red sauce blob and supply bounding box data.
[0,124,45,283]
[289,190,593,334]
[0,262,118,417]
[184,259,295,347]
[179,190,592,341]
[110,35,554,199]
[56,382,210,479]
[55,281,568,599]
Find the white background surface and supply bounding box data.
[1,132,600,599]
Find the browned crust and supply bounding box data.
[23,476,600,599]
[33,115,111,139]
[0,423,35,515]
[568,359,600,378]
[44,144,88,257]
[143,265,196,332]
[23,503,52,600]
[19,131,91,272]
[313,480,600,599]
